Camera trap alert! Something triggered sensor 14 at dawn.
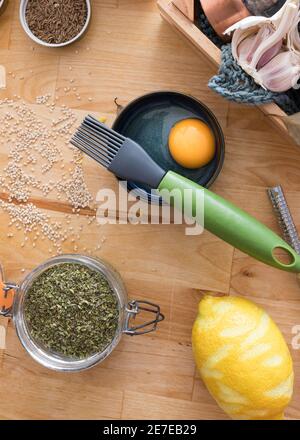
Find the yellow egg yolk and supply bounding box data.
[168,118,216,169]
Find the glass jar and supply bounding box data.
[0,255,164,372]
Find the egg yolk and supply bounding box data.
[168,118,215,169]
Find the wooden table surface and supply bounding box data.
[0,0,300,420]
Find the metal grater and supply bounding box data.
[268,186,300,255]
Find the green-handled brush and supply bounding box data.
[71,115,300,273]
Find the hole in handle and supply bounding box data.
[272,247,296,267]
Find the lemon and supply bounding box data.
[192,295,294,420]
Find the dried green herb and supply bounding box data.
[24,263,119,359]
[25,0,88,45]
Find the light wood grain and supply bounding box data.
[0,0,299,421]
[0,0,13,50]
[122,390,229,419]
[173,0,194,21]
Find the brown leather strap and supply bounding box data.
[0,268,14,369]
[0,270,15,314]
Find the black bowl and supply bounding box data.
[112,91,225,204]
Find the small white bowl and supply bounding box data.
[19,0,91,48]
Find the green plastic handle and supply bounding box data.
[158,171,300,273]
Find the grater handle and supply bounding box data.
[158,171,300,273]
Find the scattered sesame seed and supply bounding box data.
[0,98,95,252]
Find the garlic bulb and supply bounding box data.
[225,0,300,92]
[258,51,300,91]
[287,9,300,52]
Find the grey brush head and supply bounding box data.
[71,115,166,189]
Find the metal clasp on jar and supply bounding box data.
[0,261,17,317]
[0,283,17,317]
[124,300,164,336]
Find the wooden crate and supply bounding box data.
[157,0,291,140]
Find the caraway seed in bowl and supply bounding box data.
[24,263,119,359]
[25,0,88,45]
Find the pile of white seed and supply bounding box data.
[0,96,102,257]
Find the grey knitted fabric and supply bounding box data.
[208,44,300,114]
[208,44,278,105]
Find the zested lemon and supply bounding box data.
[192,295,294,420]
